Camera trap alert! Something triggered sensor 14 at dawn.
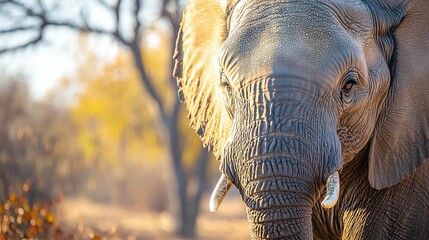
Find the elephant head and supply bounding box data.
[174,0,429,238]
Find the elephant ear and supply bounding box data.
[173,0,236,159]
[367,0,429,190]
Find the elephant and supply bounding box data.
[173,0,429,239]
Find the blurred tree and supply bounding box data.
[0,0,209,237]
[0,78,84,204]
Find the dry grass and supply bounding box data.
[57,193,250,239]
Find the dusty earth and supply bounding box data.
[57,193,250,240]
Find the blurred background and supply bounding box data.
[0,0,248,239]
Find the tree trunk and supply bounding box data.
[160,105,210,238]
[164,113,189,237]
[184,147,209,237]
[128,21,210,237]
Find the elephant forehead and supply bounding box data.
[220,0,368,87]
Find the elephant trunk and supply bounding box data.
[216,83,342,239]
[241,156,316,239]
[241,172,340,239]
[247,206,313,239]
[226,122,341,238]
[238,130,341,239]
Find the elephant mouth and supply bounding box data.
[209,171,340,212]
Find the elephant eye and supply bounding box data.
[220,73,235,118]
[342,79,357,94]
[220,72,232,95]
[222,82,232,94]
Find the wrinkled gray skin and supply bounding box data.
[174,0,429,239]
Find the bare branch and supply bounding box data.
[92,0,127,44]
[0,25,38,34]
[8,0,44,20]
[159,0,181,95]
[0,32,43,54]
[130,42,166,119]
[0,0,131,52]
[112,0,126,44]
[113,0,122,20]
[0,19,122,53]
[47,21,111,35]
[132,0,142,45]
[0,0,161,109]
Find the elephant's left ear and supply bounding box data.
[368,1,429,190]
[173,0,238,159]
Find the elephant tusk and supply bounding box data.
[321,171,340,209]
[209,174,232,213]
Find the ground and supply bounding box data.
[57,193,250,240]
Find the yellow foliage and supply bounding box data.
[71,51,163,166]
[70,29,211,172]
[0,185,58,239]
